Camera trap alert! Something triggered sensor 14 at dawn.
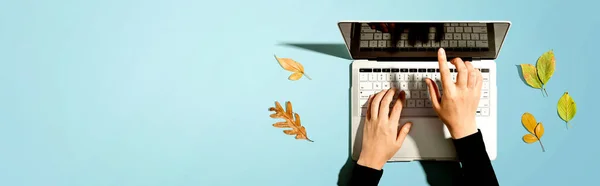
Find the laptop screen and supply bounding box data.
[338,21,510,60]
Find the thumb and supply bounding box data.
[396,122,412,145]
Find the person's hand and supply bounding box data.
[425,48,482,139]
[357,88,413,170]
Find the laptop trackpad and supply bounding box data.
[393,118,457,161]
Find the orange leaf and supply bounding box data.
[289,72,303,80]
[521,112,546,152]
[273,122,290,128]
[534,122,544,139]
[521,112,537,134]
[268,101,313,142]
[523,134,538,144]
[274,55,311,81]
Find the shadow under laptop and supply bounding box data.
[278,43,352,60]
[337,63,359,186]
[337,114,365,186]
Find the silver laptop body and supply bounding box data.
[339,21,511,161]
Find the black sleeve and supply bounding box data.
[348,163,384,186]
[453,129,499,186]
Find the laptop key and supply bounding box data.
[411,91,420,98]
[360,99,368,108]
[407,100,416,107]
[481,108,489,116]
[416,100,424,107]
[360,91,374,99]
[425,100,432,107]
[420,91,428,98]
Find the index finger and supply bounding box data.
[437,48,452,86]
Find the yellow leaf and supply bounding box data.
[521,112,538,134]
[536,50,555,84]
[520,64,543,89]
[274,55,312,80]
[521,112,546,152]
[534,122,544,139]
[523,134,538,144]
[557,92,577,128]
[288,72,303,80]
[268,101,313,142]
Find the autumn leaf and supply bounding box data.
[537,50,555,85]
[274,55,311,81]
[558,92,577,129]
[268,101,313,142]
[520,64,543,89]
[519,50,555,97]
[521,112,545,152]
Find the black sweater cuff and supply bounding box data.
[452,129,489,162]
[349,164,383,186]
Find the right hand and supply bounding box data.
[426,48,483,139]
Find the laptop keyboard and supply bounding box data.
[359,23,490,52]
[358,67,491,117]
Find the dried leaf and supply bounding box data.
[273,122,290,128]
[274,55,312,81]
[536,50,555,85]
[557,92,577,128]
[521,112,545,152]
[520,64,543,89]
[523,134,538,143]
[269,101,313,142]
[289,72,303,80]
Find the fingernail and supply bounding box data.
[439,48,445,55]
[405,123,412,131]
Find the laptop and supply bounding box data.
[339,21,511,161]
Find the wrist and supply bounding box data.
[357,155,385,170]
[449,120,478,139]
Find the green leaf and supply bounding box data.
[557,92,577,128]
[520,64,543,89]
[536,50,555,84]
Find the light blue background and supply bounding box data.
[0,0,598,185]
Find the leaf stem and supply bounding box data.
[540,88,545,97]
[567,121,572,128]
[306,138,314,142]
[538,138,546,152]
[543,87,549,97]
[303,73,312,80]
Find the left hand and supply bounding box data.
[357,88,413,170]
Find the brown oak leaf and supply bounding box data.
[269,101,313,142]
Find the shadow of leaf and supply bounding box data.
[515,65,530,86]
[278,43,352,60]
